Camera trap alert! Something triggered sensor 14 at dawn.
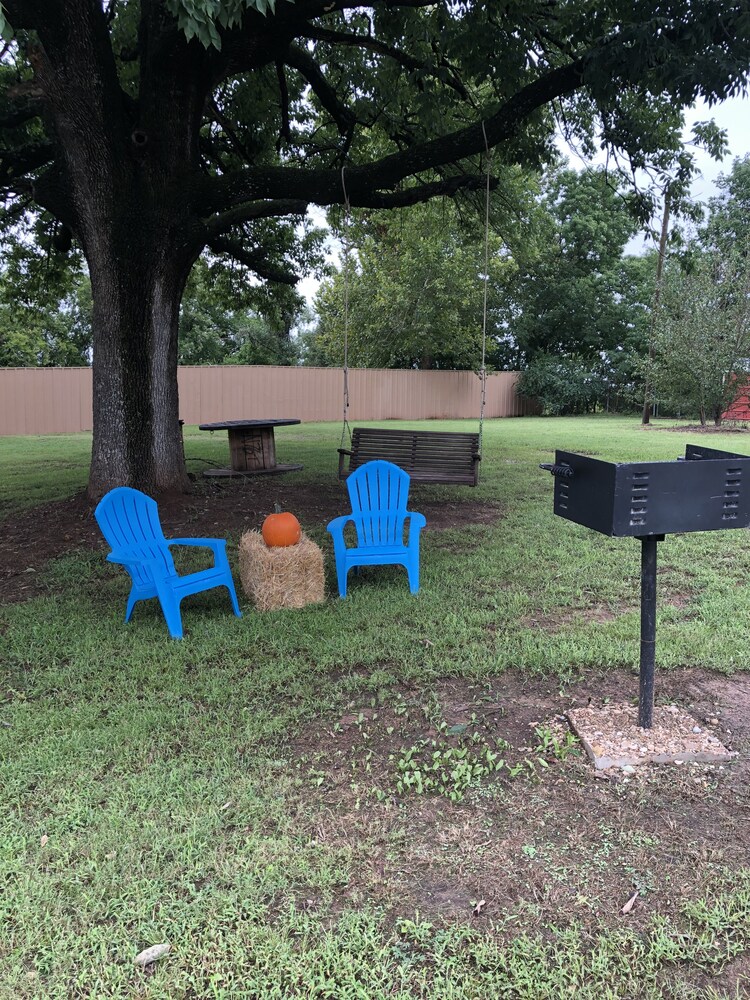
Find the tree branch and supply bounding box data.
[352,173,491,209]
[4,0,53,29]
[295,0,437,16]
[0,94,45,129]
[0,181,34,199]
[0,140,56,181]
[203,198,310,239]
[202,59,583,211]
[284,44,357,135]
[276,61,291,147]
[304,25,469,99]
[207,236,299,285]
[209,98,255,164]
[20,0,131,169]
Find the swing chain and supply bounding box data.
[478,121,491,458]
[339,133,490,465]
[340,166,352,450]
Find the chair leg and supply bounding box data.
[156,588,184,639]
[335,556,349,598]
[125,589,138,623]
[406,556,420,594]
[226,580,242,618]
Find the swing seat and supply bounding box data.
[338,427,480,486]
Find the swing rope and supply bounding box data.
[340,165,352,450]
[478,121,491,459]
[338,133,491,467]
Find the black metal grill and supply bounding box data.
[542,444,750,537]
[541,444,750,728]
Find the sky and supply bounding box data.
[297,209,331,309]
[297,93,750,306]
[681,94,750,203]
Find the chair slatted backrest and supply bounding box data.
[347,461,410,548]
[94,487,176,585]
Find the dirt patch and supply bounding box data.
[289,666,750,937]
[0,477,503,605]
[663,591,693,609]
[659,424,749,434]
[520,603,634,630]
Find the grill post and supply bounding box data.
[637,535,662,728]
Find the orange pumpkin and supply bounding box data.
[262,507,301,547]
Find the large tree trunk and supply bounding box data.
[26,1,210,500]
[80,186,198,499]
[88,247,192,499]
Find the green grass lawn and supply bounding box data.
[3,415,750,998]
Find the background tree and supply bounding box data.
[177,258,305,365]
[647,249,750,425]
[703,154,750,255]
[495,166,657,406]
[515,354,606,415]
[505,167,651,364]
[3,0,750,496]
[0,221,91,366]
[645,156,750,425]
[516,331,654,415]
[310,197,514,370]
[309,164,682,382]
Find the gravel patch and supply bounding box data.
[567,703,737,771]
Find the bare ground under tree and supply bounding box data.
[0,478,502,604]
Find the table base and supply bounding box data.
[203,463,304,478]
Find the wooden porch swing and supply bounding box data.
[335,136,492,489]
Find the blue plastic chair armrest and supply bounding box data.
[167,537,226,553]
[407,512,427,530]
[326,515,354,535]
[167,538,229,571]
[106,548,156,567]
[327,514,354,553]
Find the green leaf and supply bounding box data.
[445,723,468,736]
[0,2,12,40]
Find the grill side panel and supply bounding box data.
[552,451,618,536]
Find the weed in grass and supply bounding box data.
[623,865,658,897]
[533,722,581,761]
[377,719,516,802]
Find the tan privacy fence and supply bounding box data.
[0,366,534,436]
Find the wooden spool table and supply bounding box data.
[199,419,303,478]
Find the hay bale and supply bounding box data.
[238,530,325,611]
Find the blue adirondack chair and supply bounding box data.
[327,460,426,598]
[94,486,242,639]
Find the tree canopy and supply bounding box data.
[648,248,750,425]
[703,153,750,254]
[178,259,306,365]
[310,166,656,376]
[0,219,90,366]
[3,0,750,494]
[502,167,647,364]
